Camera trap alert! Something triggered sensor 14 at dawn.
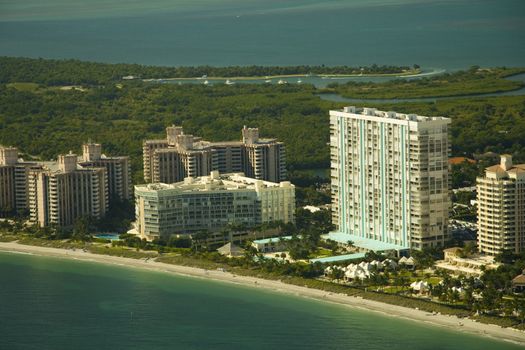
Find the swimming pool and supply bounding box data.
[92,233,121,241]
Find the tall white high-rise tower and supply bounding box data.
[330,106,451,250]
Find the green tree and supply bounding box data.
[192,230,211,251]
[72,216,94,241]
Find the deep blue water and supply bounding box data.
[0,252,523,350]
[0,0,524,69]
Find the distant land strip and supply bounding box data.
[142,69,422,81]
[0,56,418,85]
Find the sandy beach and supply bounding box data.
[1,241,524,346]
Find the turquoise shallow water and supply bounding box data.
[0,0,524,69]
[0,252,522,350]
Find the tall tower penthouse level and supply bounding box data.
[79,142,132,201]
[330,106,451,250]
[143,125,286,184]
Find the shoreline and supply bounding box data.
[141,70,422,82]
[1,241,524,346]
[318,84,525,102]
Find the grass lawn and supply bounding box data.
[308,248,333,259]
[6,82,40,92]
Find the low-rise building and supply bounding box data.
[512,271,525,293]
[251,236,294,253]
[435,247,500,276]
[132,171,295,241]
[217,242,245,257]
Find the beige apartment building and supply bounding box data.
[131,171,295,241]
[0,146,43,215]
[28,153,109,227]
[79,142,132,201]
[330,106,451,250]
[0,147,17,214]
[477,155,525,255]
[143,125,286,184]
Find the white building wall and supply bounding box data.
[330,107,451,250]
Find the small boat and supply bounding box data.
[264,79,272,83]
[203,80,209,85]
[277,80,287,85]
[297,79,302,84]
[225,79,235,85]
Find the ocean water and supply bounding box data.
[0,252,521,350]
[0,0,524,70]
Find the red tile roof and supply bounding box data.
[449,157,476,165]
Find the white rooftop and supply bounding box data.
[136,171,293,193]
[333,106,450,123]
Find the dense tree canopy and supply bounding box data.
[0,57,413,86]
[0,57,524,183]
[325,66,525,99]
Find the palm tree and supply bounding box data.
[463,288,475,309]
[243,245,259,261]
[448,290,461,305]
[480,285,500,314]
[192,230,210,251]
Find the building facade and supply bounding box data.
[132,171,295,241]
[0,146,17,215]
[143,125,286,184]
[2,143,129,224]
[0,146,42,216]
[79,142,132,201]
[330,106,451,250]
[28,153,109,227]
[477,155,525,255]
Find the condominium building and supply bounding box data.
[0,146,42,216]
[132,171,295,241]
[79,142,132,201]
[241,127,287,182]
[28,152,109,227]
[143,125,286,183]
[330,106,451,250]
[0,147,16,215]
[477,155,525,255]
